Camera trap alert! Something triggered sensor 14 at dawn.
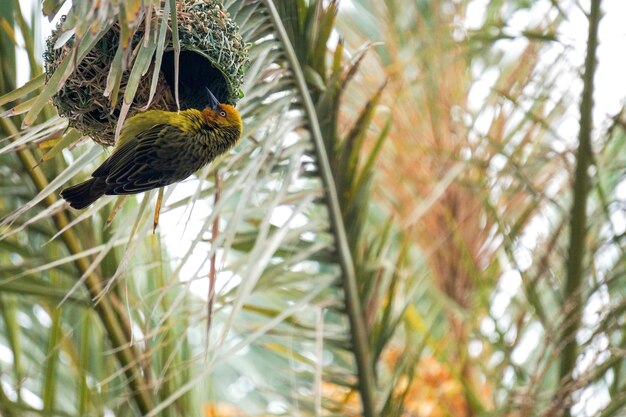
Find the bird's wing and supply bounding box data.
[92,124,185,195]
[92,136,143,178]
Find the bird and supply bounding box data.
[61,88,242,211]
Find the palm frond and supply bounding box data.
[0,0,404,416]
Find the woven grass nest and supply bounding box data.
[43,0,249,146]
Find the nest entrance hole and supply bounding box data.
[161,50,230,110]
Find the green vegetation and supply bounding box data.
[0,1,623,416]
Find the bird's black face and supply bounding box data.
[205,87,220,110]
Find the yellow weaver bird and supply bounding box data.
[61,89,242,212]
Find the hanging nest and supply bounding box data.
[43,0,249,146]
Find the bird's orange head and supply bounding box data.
[201,88,243,133]
[201,103,242,131]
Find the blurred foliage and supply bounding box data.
[338,0,625,416]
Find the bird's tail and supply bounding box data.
[61,178,107,209]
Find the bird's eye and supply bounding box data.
[219,110,227,117]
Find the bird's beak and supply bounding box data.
[206,87,219,110]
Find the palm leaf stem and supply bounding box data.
[262,1,376,416]
[0,116,155,415]
[558,0,601,415]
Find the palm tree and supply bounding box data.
[341,0,625,416]
[1,0,624,416]
[0,0,393,415]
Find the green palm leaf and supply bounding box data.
[0,0,400,416]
